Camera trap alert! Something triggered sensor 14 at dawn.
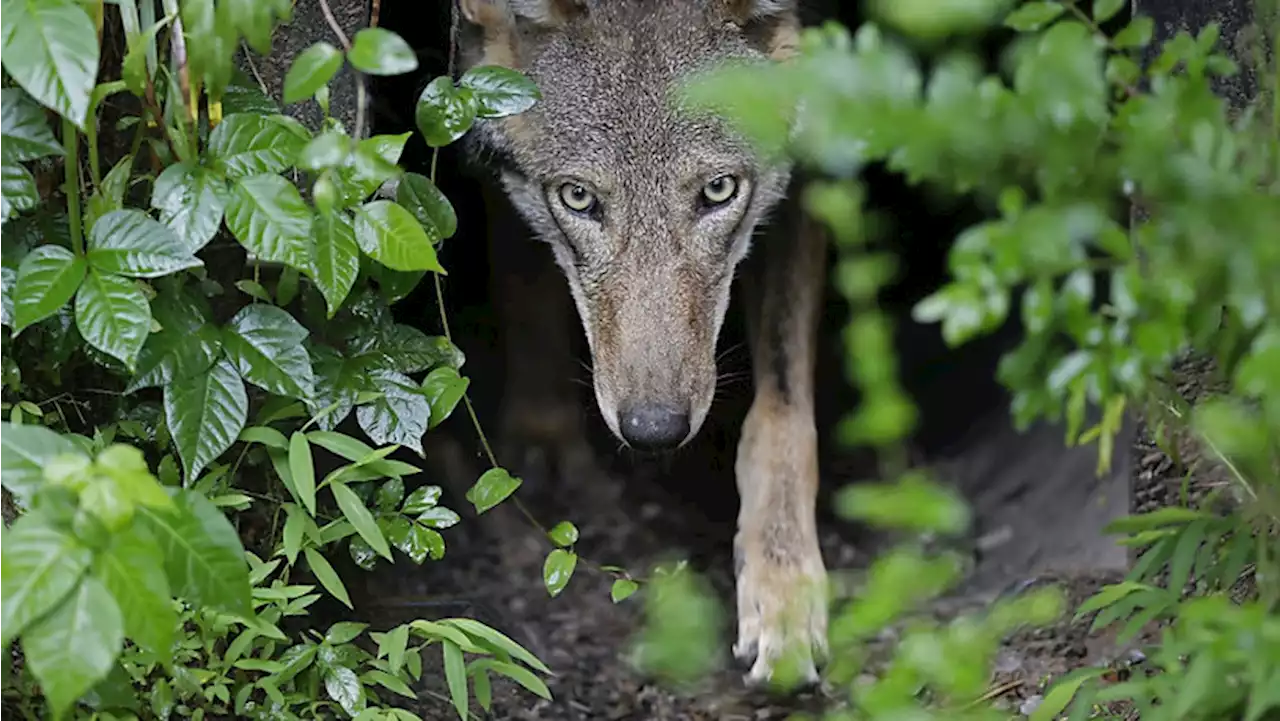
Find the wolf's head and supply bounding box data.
[459,0,798,450]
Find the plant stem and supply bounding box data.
[63,118,84,255]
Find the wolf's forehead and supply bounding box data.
[519,8,758,170]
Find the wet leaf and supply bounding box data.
[542,549,577,598]
[164,357,247,482]
[284,41,344,104]
[465,467,521,515]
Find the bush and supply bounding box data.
[0,2,571,718]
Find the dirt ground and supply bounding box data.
[327,356,1227,721]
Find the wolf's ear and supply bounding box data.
[718,0,800,59]
[460,0,586,30]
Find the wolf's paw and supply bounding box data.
[732,550,828,690]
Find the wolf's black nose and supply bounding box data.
[619,405,690,451]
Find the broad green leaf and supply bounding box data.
[420,366,470,428]
[94,525,177,661]
[225,174,315,275]
[401,485,442,514]
[1003,1,1065,31]
[127,284,221,393]
[465,467,522,515]
[1113,16,1153,48]
[364,668,415,698]
[85,209,203,278]
[313,211,360,317]
[0,422,86,503]
[611,578,639,603]
[164,357,248,482]
[331,480,393,561]
[347,28,418,76]
[136,489,251,615]
[415,76,477,147]
[22,576,123,720]
[281,503,309,565]
[1,162,39,220]
[283,41,344,104]
[1093,0,1124,22]
[75,269,152,371]
[417,506,460,529]
[355,200,445,273]
[397,172,457,240]
[390,518,444,563]
[459,65,541,119]
[442,640,468,720]
[371,325,463,374]
[543,549,577,597]
[288,431,317,516]
[375,478,405,511]
[0,0,100,129]
[356,369,430,455]
[338,133,409,202]
[298,131,352,171]
[222,304,315,400]
[303,547,352,609]
[548,521,579,547]
[1030,667,1108,721]
[324,665,366,717]
[12,245,85,334]
[207,113,310,179]
[0,87,64,162]
[0,515,92,648]
[325,621,368,645]
[150,161,230,252]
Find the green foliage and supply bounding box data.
[679,0,1279,716]
[0,4,561,719]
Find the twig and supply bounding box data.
[318,0,368,138]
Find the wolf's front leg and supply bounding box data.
[733,210,828,687]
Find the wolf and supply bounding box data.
[457,0,828,686]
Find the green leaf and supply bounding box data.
[1030,667,1108,721]
[473,658,552,700]
[357,369,430,455]
[465,467,522,515]
[127,285,221,393]
[225,174,316,275]
[289,431,317,517]
[0,516,92,648]
[85,210,203,278]
[401,485,442,514]
[548,521,579,548]
[459,66,541,119]
[417,506,460,529]
[331,481,393,561]
[94,525,177,661]
[164,357,247,482]
[397,173,457,241]
[137,489,250,615]
[313,211,360,317]
[75,269,152,371]
[420,366,470,429]
[347,28,418,76]
[22,576,124,720]
[323,664,366,717]
[365,668,415,698]
[442,640,469,720]
[543,549,577,597]
[284,41,344,104]
[355,200,445,273]
[370,325,463,374]
[375,478,405,511]
[1092,0,1124,22]
[84,153,135,233]
[207,113,310,180]
[1074,581,1157,617]
[298,130,352,171]
[1003,1,1065,31]
[222,304,315,400]
[834,471,970,534]
[325,621,368,645]
[281,504,308,565]
[1113,16,1153,48]
[0,422,86,503]
[611,578,639,603]
[303,547,352,609]
[150,161,230,252]
[379,624,410,674]
[0,0,100,129]
[1,87,64,162]
[473,668,493,710]
[415,75,478,147]
[12,245,86,334]
[1,162,39,220]
[439,618,551,674]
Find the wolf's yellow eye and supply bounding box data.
[559,183,598,214]
[702,175,738,206]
